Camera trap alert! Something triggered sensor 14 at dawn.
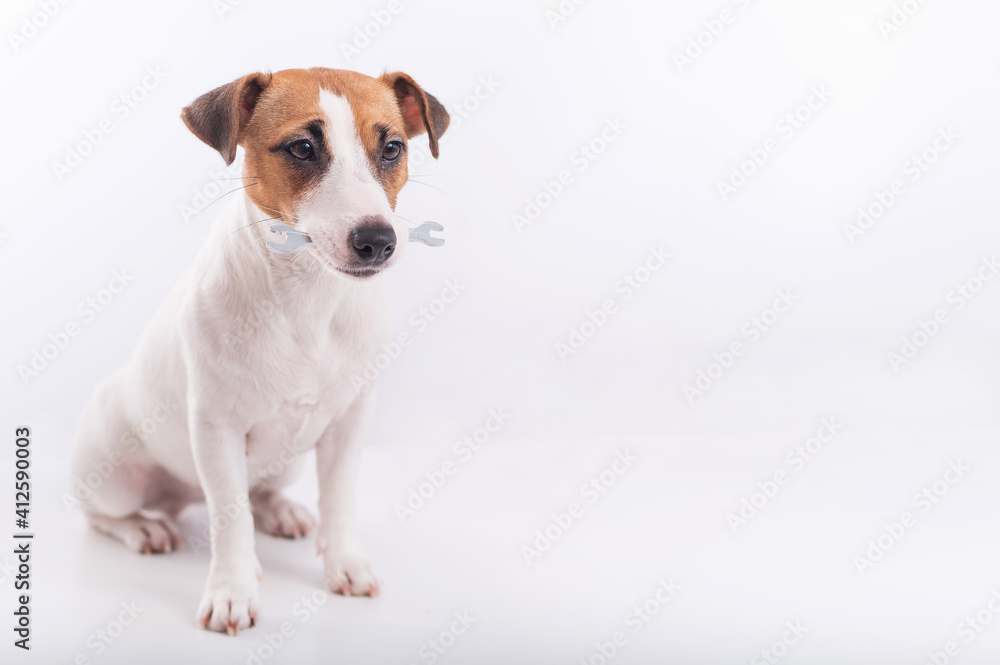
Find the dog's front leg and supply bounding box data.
[315,389,380,597]
[190,417,260,634]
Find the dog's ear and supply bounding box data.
[380,72,449,159]
[181,73,272,165]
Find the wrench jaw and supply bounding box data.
[408,221,445,247]
[266,224,313,255]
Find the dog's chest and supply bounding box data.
[245,298,383,448]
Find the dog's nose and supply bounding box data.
[350,222,396,265]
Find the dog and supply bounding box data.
[70,67,449,635]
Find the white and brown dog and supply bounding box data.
[71,68,448,635]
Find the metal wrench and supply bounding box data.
[265,225,313,254]
[266,221,445,254]
[407,221,445,247]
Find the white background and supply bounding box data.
[2,0,1000,663]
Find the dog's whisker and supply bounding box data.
[194,176,260,181]
[199,182,260,215]
[238,232,269,256]
[253,202,300,223]
[289,247,315,271]
[225,217,282,240]
[393,214,429,231]
[405,179,456,199]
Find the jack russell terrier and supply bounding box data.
[71,68,449,635]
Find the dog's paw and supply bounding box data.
[252,494,316,540]
[88,513,182,554]
[196,570,259,636]
[323,548,379,597]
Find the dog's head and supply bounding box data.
[182,68,449,279]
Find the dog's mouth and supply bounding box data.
[334,265,381,279]
[312,251,384,280]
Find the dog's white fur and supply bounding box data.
[71,90,411,634]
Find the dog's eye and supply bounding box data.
[287,140,315,161]
[381,141,403,162]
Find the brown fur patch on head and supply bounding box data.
[237,70,328,223]
[309,68,413,210]
[182,68,450,222]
